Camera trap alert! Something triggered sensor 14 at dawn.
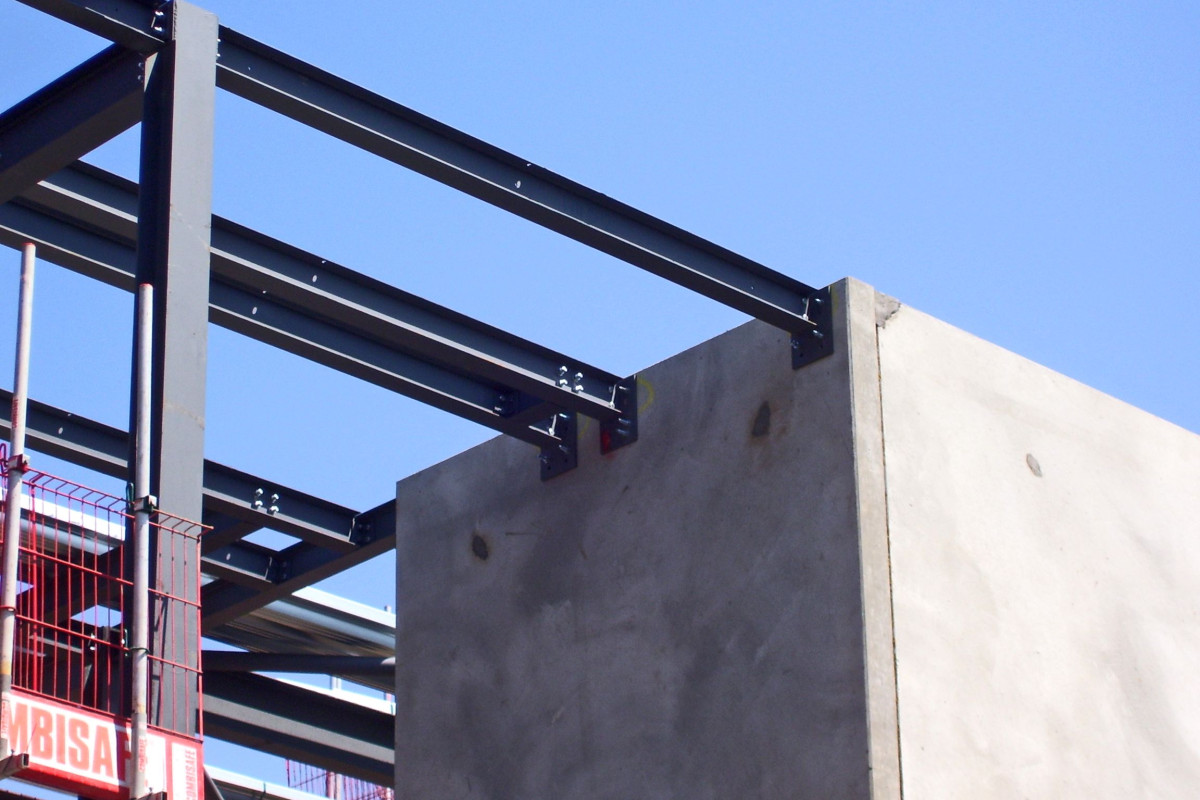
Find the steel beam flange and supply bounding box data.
[600,375,638,454]
[539,411,577,481]
[791,286,834,369]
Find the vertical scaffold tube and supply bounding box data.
[130,282,154,799]
[0,243,36,759]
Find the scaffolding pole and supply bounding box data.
[130,282,154,800]
[0,243,36,761]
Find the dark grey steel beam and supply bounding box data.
[210,217,623,422]
[202,652,394,678]
[202,541,281,587]
[0,388,361,565]
[18,5,832,352]
[203,671,393,786]
[31,162,620,421]
[202,500,396,631]
[16,0,165,53]
[214,28,830,342]
[4,164,612,447]
[0,195,561,448]
[0,44,143,204]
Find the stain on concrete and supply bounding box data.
[1026,453,1043,477]
[751,401,772,438]
[471,533,490,561]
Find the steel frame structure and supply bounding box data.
[0,0,835,790]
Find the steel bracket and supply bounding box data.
[791,286,834,369]
[539,412,577,481]
[600,375,638,454]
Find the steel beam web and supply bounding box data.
[2,163,626,446]
[213,28,830,342]
[16,1,832,346]
[0,44,143,204]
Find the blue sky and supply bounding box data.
[1,0,1198,783]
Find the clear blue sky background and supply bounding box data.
[1,0,1198,784]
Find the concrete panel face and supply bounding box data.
[878,305,1200,797]
[394,280,885,798]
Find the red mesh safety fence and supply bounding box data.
[0,459,204,737]
[285,760,394,800]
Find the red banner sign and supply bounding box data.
[1,690,201,800]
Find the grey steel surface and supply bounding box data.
[213,587,395,659]
[0,44,141,204]
[2,163,628,449]
[0,389,392,628]
[16,0,164,53]
[132,2,218,737]
[203,672,393,786]
[0,387,361,551]
[18,0,833,344]
[200,500,396,630]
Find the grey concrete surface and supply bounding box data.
[394,276,1200,798]
[394,279,888,799]
[878,303,1200,798]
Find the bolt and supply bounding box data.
[791,339,801,350]
[268,493,280,515]
[812,329,825,340]
[811,295,823,305]
[253,488,264,510]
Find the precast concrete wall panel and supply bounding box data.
[877,302,1200,798]
[394,277,1200,798]
[394,279,890,798]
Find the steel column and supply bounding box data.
[131,4,218,739]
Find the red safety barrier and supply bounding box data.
[1,466,203,735]
[286,760,394,800]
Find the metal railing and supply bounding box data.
[0,455,203,736]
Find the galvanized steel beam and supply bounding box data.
[0,45,143,204]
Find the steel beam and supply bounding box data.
[202,671,393,786]
[19,165,621,422]
[213,28,831,345]
[16,0,165,53]
[0,390,370,592]
[201,500,396,631]
[4,164,626,447]
[0,45,143,204]
[0,197,561,448]
[0,388,360,552]
[202,651,394,678]
[16,6,832,353]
